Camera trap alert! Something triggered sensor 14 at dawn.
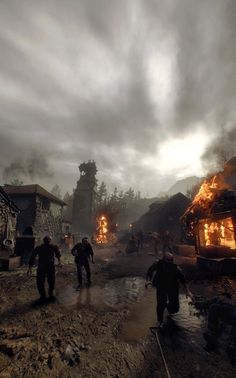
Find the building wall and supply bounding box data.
[0,202,17,244]
[7,194,63,243]
[12,195,36,234]
[34,195,63,242]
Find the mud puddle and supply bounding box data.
[57,276,146,308]
[58,276,205,347]
[121,292,205,345]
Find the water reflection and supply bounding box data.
[58,277,145,309]
[58,277,205,346]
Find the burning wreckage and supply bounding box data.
[93,214,117,246]
[182,160,236,273]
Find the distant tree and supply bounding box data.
[51,184,62,199]
[124,187,135,202]
[135,191,141,201]
[118,190,124,199]
[109,187,119,205]
[96,182,108,207]
[10,179,24,185]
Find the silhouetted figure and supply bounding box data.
[126,235,138,254]
[152,232,161,256]
[137,231,144,251]
[71,237,94,290]
[146,253,194,328]
[162,230,174,253]
[28,235,61,303]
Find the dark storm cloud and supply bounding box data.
[0,0,236,195]
[143,0,236,129]
[3,154,53,183]
[202,123,236,172]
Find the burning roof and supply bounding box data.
[181,158,236,240]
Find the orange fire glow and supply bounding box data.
[96,215,108,244]
[192,174,230,211]
[183,173,230,220]
[199,217,236,249]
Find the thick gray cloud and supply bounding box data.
[0,0,236,195]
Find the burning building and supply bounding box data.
[182,158,236,260]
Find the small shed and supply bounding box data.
[3,184,66,242]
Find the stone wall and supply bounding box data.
[0,202,17,244]
[34,195,63,243]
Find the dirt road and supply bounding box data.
[0,246,236,377]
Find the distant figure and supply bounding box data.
[162,230,174,253]
[204,303,236,365]
[126,235,138,255]
[145,253,194,328]
[27,235,62,304]
[152,232,161,256]
[71,237,94,290]
[137,230,144,251]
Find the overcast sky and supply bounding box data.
[0,0,236,196]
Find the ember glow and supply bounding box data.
[96,215,108,244]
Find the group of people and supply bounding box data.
[27,235,94,304]
[27,234,236,364]
[126,229,174,255]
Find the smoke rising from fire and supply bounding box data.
[0,0,236,194]
[201,125,236,173]
[3,154,53,183]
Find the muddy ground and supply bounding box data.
[0,245,236,378]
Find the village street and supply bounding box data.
[0,245,236,378]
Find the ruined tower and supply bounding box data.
[72,161,97,235]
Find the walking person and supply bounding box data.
[152,232,161,256]
[27,235,62,304]
[125,235,138,255]
[137,230,144,251]
[71,237,94,290]
[145,253,194,328]
[162,230,174,253]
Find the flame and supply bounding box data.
[200,217,235,249]
[187,173,230,214]
[182,172,231,235]
[96,215,108,244]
